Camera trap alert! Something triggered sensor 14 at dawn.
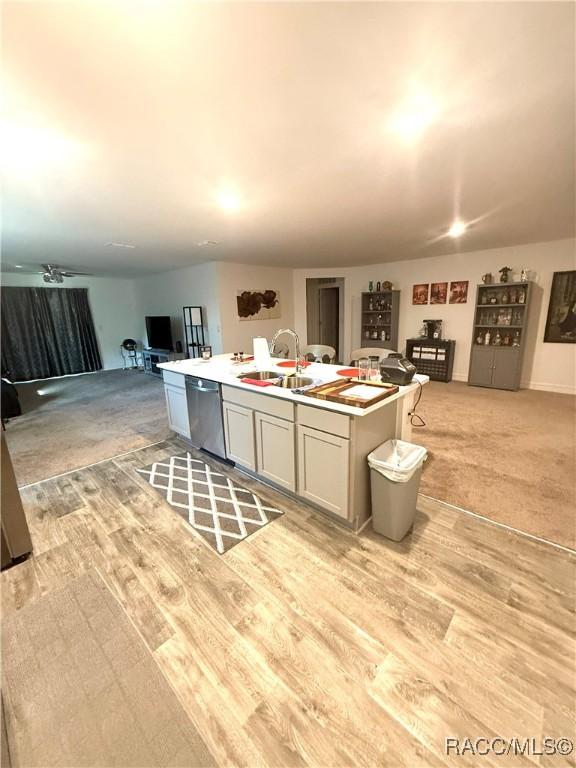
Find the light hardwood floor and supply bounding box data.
[3,438,575,767]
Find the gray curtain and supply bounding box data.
[1,287,102,381]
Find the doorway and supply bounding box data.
[306,278,345,361]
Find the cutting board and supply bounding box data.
[304,378,399,408]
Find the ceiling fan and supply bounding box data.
[39,264,94,283]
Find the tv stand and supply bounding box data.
[142,349,183,376]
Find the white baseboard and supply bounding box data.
[439,372,575,395]
[521,380,576,395]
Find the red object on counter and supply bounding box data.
[276,360,311,368]
[240,378,276,387]
[336,367,360,377]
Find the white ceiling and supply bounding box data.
[2,1,574,277]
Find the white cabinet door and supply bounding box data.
[223,402,256,470]
[297,425,350,519]
[164,384,190,439]
[255,412,296,491]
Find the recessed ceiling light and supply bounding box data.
[447,220,467,238]
[14,264,23,268]
[105,242,136,249]
[387,92,440,143]
[196,240,219,247]
[216,188,242,213]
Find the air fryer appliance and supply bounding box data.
[380,353,417,386]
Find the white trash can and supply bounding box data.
[368,439,427,541]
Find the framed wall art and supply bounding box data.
[449,281,469,304]
[430,282,448,304]
[412,284,429,305]
[237,290,281,321]
[544,270,576,343]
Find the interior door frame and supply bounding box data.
[318,285,340,353]
[306,277,345,361]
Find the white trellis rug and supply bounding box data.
[137,452,283,554]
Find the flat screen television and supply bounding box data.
[145,316,173,351]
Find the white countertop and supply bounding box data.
[159,354,428,417]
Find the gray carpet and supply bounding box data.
[418,381,576,549]
[1,570,216,768]
[5,370,171,487]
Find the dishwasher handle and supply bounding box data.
[186,377,220,394]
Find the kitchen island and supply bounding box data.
[159,354,428,532]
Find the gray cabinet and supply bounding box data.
[468,282,532,391]
[360,290,401,350]
[468,347,522,391]
[468,346,495,388]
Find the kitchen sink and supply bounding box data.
[238,371,280,380]
[274,375,315,389]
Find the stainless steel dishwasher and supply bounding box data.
[185,376,226,459]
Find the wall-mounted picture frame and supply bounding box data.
[449,280,469,304]
[237,290,281,321]
[430,282,448,304]
[412,284,429,305]
[544,270,576,343]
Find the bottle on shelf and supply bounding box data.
[503,334,511,346]
[484,330,491,345]
[493,331,502,345]
[476,331,484,345]
[509,288,517,303]
[518,287,526,304]
[368,297,374,311]
[501,288,509,304]
[512,331,521,346]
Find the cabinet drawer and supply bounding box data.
[162,370,186,388]
[222,384,294,421]
[297,404,350,439]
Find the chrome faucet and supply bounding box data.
[269,328,302,373]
